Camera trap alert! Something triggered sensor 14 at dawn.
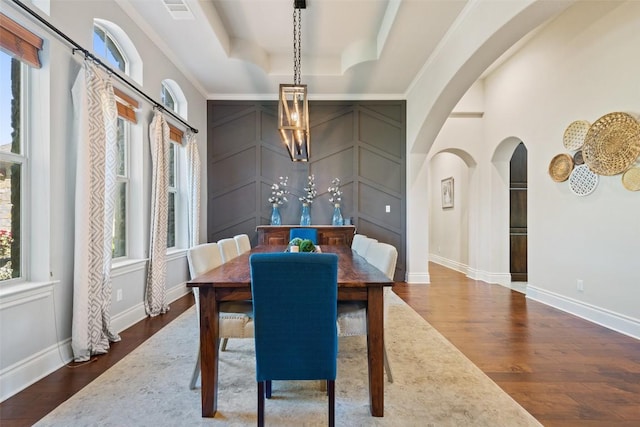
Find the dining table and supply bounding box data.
[187,244,393,418]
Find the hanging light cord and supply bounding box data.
[293,7,302,85]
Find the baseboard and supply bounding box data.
[405,272,430,284]
[466,267,511,287]
[0,283,191,403]
[110,283,190,333]
[0,338,73,402]
[429,254,467,275]
[527,285,640,340]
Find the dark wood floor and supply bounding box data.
[1,263,639,426]
[393,263,640,427]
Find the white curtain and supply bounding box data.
[185,130,201,247]
[71,60,121,362]
[145,111,170,316]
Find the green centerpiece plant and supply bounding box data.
[299,239,315,253]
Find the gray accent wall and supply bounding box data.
[207,101,406,280]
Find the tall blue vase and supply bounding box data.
[331,204,343,226]
[300,203,311,226]
[270,204,282,225]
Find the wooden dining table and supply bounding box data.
[187,244,393,418]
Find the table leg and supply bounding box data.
[199,287,220,417]
[367,286,384,417]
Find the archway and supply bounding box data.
[428,148,477,275]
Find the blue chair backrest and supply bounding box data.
[289,228,318,244]
[250,252,338,382]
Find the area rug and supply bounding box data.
[35,292,541,426]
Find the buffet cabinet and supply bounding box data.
[256,225,356,246]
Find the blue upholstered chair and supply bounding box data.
[289,228,318,244]
[250,252,338,427]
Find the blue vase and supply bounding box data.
[332,204,343,226]
[270,204,282,225]
[300,203,311,226]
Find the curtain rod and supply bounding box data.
[10,0,199,134]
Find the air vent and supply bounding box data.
[162,0,194,20]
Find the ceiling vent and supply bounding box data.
[162,0,194,20]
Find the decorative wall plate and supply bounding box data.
[569,165,598,196]
[583,112,640,176]
[622,167,640,191]
[573,150,584,165]
[563,120,590,151]
[548,153,574,182]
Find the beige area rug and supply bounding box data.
[36,292,541,426]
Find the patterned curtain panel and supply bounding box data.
[145,111,170,316]
[71,60,121,362]
[185,130,201,247]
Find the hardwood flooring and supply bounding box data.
[392,263,640,427]
[1,262,639,426]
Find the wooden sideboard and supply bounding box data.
[256,225,356,246]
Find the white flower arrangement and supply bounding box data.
[328,178,342,204]
[268,176,289,206]
[299,174,317,205]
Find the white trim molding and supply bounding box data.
[430,254,467,276]
[405,272,430,284]
[0,282,191,402]
[110,282,190,333]
[527,285,640,340]
[467,268,511,288]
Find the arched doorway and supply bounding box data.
[509,142,527,282]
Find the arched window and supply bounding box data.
[93,23,127,73]
[161,83,176,113]
[92,20,143,260]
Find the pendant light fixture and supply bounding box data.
[278,0,309,162]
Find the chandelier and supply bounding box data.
[278,0,309,162]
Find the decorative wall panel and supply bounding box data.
[208,101,406,279]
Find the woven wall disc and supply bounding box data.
[569,165,599,196]
[583,112,640,176]
[548,153,574,182]
[563,120,590,151]
[622,167,640,191]
[573,150,584,165]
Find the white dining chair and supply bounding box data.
[351,234,367,254]
[337,241,397,382]
[218,237,240,263]
[359,237,378,258]
[234,233,252,254]
[187,242,254,389]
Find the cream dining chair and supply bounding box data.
[187,242,254,389]
[358,237,378,258]
[234,233,252,254]
[218,237,240,262]
[337,241,397,382]
[350,234,367,254]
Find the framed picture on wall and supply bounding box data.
[441,177,454,209]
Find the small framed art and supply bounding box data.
[441,177,454,209]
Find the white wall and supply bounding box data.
[428,1,640,338]
[0,0,208,401]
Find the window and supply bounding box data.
[0,52,23,281]
[93,23,131,259]
[161,84,175,113]
[113,118,129,258]
[161,83,178,248]
[93,24,127,73]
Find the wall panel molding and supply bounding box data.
[207,100,406,279]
